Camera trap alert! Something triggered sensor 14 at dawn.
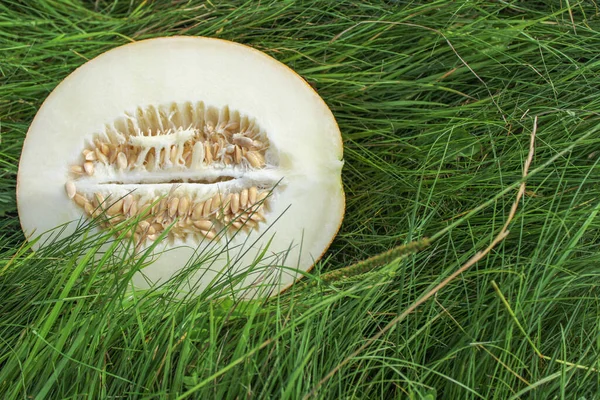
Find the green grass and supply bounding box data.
[3,0,600,398]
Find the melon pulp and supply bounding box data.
[17,36,344,297]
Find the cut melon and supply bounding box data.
[17,36,344,297]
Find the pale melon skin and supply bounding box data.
[17,36,345,297]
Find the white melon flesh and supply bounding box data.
[17,36,344,297]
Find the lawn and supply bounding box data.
[2,1,600,399]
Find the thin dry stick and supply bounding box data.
[304,118,538,400]
[565,0,577,34]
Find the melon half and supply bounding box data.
[17,36,344,297]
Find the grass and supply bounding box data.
[2,0,600,398]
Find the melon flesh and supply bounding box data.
[17,36,344,297]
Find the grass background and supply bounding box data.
[2,0,600,398]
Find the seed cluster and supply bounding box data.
[66,182,270,245]
[66,102,274,243]
[70,102,269,177]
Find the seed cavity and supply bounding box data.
[66,102,276,244]
[69,186,270,245]
[71,102,272,177]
